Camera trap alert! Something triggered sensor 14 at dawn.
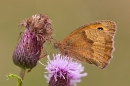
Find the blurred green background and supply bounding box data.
[0,0,129,86]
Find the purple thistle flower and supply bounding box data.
[45,54,87,86]
[13,14,53,70]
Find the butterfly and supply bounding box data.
[54,20,116,69]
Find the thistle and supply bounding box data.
[13,14,53,70]
[44,54,87,86]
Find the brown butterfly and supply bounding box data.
[54,20,116,69]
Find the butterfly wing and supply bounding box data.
[57,20,116,69]
[84,29,115,69]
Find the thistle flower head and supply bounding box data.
[20,14,53,43]
[13,14,53,70]
[45,54,87,86]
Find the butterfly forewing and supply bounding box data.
[56,20,116,69]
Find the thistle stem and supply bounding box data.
[17,68,26,86]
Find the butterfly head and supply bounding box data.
[53,42,58,49]
[53,41,69,56]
